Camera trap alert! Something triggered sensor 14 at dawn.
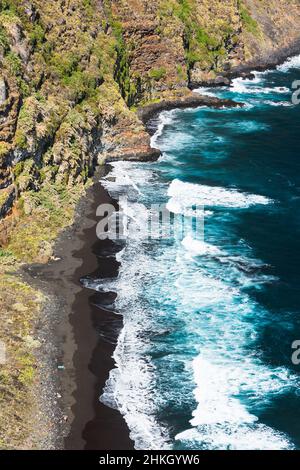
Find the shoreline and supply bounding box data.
[24,48,300,450]
[138,49,300,125]
[137,95,243,128]
[189,39,300,88]
[26,172,134,450]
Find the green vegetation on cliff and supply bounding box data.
[238,0,259,34]
[0,0,300,450]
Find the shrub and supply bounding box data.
[29,24,45,47]
[177,64,186,80]
[63,70,100,102]
[0,141,10,157]
[0,25,9,52]
[4,52,22,76]
[238,1,259,34]
[18,355,35,386]
[14,130,27,149]
[148,67,167,81]
[50,52,79,80]
[82,0,94,18]
[13,161,24,178]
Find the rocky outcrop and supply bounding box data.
[109,0,300,90]
[138,94,244,124]
[0,184,16,218]
[0,0,300,232]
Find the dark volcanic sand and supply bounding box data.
[26,172,134,450]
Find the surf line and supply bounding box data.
[99,455,134,468]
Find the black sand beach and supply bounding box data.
[26,171,134,450]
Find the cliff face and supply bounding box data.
[110,0,300,93]
[0,0,159,236]
[0,0,300,232]
[0,0,300,450]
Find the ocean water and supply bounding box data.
[97,56,300,450]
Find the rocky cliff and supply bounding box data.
[0,0,300,449]
[0,0,300,232]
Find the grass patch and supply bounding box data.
[0,176,87,447]
[3,51,22,76]
[0,273,44,449]
[0,24,9,52]
[148,67,167,81]
[0,142,10,157]
[238,1,259,34]
[50,51,80,80]
[7,181,84,262]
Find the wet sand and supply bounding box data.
[27,171,134,450]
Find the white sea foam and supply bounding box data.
[194,87,218,97]
[166,197,213,218]
[99,236,172,450]
[102,160,152,195]
[150,110,177,149]
[176,424,293,450]
[97,85,297,451]
[175,354,296,450]
[277,54,300,72]
[262,100,293,107]
[101,315,171,449]
[222,120,270,133]
[171,252,298,450]
[231,77,289,95]
[247,71,266,83]
[167,179,272,214]
[182,235,222,256]
[191,356,295,426]
[100,163,173,450]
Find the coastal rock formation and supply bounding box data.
[0,0,300,451]
[0,0,299,224]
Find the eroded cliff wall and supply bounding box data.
[1,0,300,450]
[0,0,300,230]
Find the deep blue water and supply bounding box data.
[99,55,300,450]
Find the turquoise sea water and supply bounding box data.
[99,55,300,450]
